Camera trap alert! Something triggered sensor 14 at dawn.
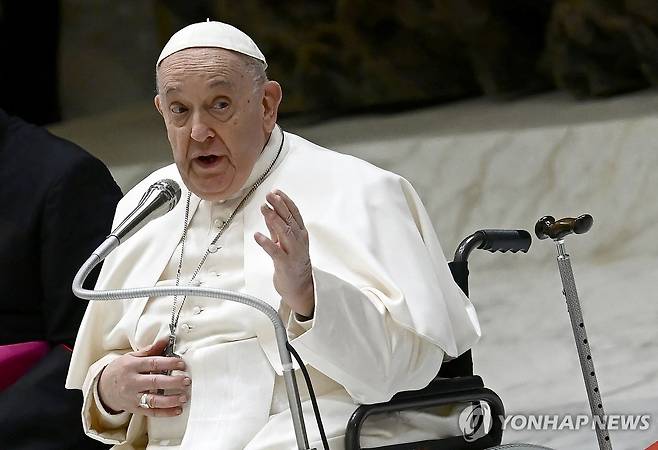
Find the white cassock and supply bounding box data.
[66,126,481,449]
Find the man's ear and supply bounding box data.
[154,95,164,117]
[262,80,282,133]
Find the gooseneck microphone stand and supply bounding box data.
[72,179,315,450]
[535,214,612,450]
[73,239,313,450]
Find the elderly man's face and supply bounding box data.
[155,48,281,201]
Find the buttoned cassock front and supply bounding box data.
[66,128,481,449]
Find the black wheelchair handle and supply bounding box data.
[534,214,593,240]
[454,229,532,262]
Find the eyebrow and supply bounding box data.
[208,78,234,89]
[161,78,234,96]
[163,82,180,95]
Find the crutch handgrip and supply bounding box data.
[534,214,593,240]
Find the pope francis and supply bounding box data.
[66,21,481,450]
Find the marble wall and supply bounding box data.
[296,91,658,269]
[50,90,658,449]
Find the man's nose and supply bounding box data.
[190,113,215,142]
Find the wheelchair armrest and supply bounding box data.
[454,229,531,262]
[345,376,505,450]
[406,374,485,398]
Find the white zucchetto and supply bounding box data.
[156,20,267,69]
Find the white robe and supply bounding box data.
[66,127,481,449]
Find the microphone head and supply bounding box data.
[150,179,182,212]
[112,179,182,243]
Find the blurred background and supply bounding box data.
[2,1,656,449]
[3,0,658,124]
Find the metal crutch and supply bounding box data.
[535,214,612,450]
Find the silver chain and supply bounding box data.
[166,131,284,351]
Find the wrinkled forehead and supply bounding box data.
[157,47,247,93]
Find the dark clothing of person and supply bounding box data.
[0,109,122,449]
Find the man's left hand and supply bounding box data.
[255,189,314,318]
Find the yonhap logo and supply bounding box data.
[458,402,491,442]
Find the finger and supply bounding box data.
[262,206,296,252]
[266,191,297,228]
[140,406,185,417]
[139,406,185,417]
[254,232,285,259]
[135,356,186,374]
[136,373,192,392]
[131,338,169,357]
[275,190,305,229]
[140,392,188,410]
[261,203,280,243]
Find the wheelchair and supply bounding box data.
[344,229,549,450]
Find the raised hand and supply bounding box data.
[97,339,191,417]
[254,189,315,318]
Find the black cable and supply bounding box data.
[286,341,330,450]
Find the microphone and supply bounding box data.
[76,179,181,286]
[111,179,181,243]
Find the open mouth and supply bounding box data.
[196,155,220,167]
[198,155,218,163]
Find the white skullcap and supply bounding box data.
[156,20,267,69]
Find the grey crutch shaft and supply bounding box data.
[555,240,612,450]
